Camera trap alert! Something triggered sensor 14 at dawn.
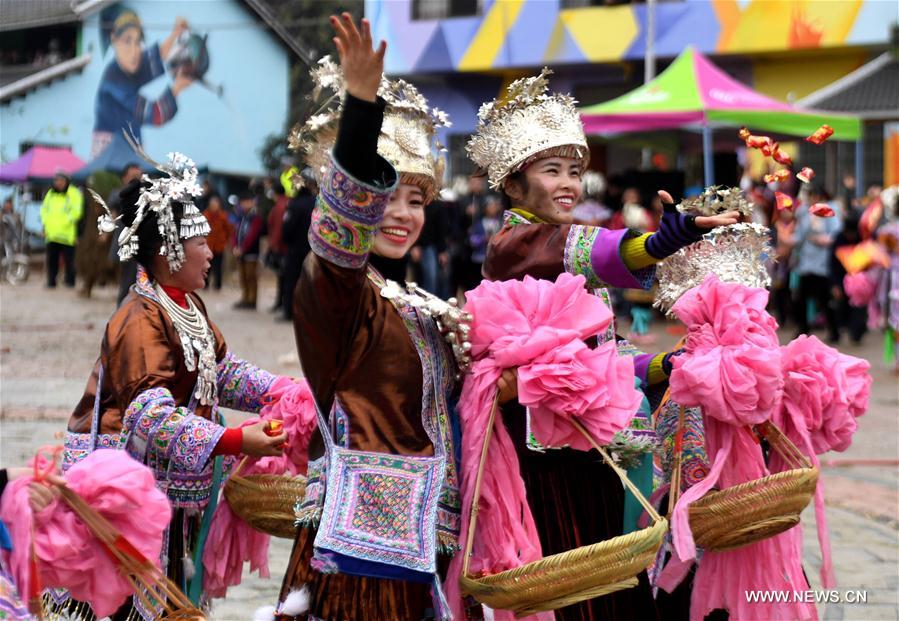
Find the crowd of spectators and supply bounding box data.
[26,159,893,347]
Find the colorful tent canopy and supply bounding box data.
[0,145,86,183]
[72,134,156,182]
[580,47,861,141]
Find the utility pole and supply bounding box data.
[641,0,656,170]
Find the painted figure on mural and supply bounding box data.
[91,5,196,158]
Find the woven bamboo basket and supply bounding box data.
[223,457,307,539]
[53,484,208,620]
[460,391,668,616]
[665,400,819,552]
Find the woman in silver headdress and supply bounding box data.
[272,14,467,621]
[465,70,739,620]
[51,155,288,620]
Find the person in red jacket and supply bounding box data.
[203,194,233,290]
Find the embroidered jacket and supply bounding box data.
[64,266,278,508]
[294,154,460,550]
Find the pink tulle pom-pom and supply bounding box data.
[669,274,783,426]
[777,335,870,455]
[843,272,877,307]
[519,340,641,450]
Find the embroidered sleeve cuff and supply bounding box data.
[565,226,655,290]
[216,350,278,412]
[308,155,398,269]
[173,414,226,472]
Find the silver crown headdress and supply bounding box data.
[288,56,450,203]
[467,68,589,191]
[654,186,772,315]
[96,136,209,273]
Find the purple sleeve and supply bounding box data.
[216,351,277,413]
[564,225,655,290]
[632,353,652,385]
[122,387,225,474]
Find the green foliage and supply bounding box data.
[257,0,364,173]
[86,170,121,198]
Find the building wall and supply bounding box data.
[0,0,289,176]
[367,0,895,75]
[367,0,893,181]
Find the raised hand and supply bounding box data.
[330,12,386,103]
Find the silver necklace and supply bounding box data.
[154,283,218,406]
[377,278,473,376]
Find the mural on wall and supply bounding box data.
[91,4,221,161]
[367,0,896,75]
[0,0,289,175]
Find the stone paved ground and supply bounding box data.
[1,274,897,620]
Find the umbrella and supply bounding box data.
[0,146,85,183]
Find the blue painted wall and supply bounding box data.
[0,0,290,176]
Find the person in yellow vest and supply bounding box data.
[279,163,298,199]
[40,171,84,288]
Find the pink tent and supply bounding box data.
[0,146,86,183]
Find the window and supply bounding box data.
[412,0,481,20]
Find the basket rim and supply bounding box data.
[690,466,818,508]
[460,517,667,589]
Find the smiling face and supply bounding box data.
[372,183,426,260]
[503,156,583,224]
[154,236,213,292]
[112,26,142,74]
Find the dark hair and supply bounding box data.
[500,170,529,211]
[807,183,829,200]
[120,162,141,178]
[118,179,185,279]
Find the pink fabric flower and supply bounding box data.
[0,450,170,618]
[520,340,640,450]
[447,273,639,621]
[670,274,783,426]
[777,335,870,455]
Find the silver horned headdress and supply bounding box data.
[654,186,772,315]
[467,68,589,191]
[288,56,451,203]
[97,138,209,273]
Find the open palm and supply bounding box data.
[331,13,386,103]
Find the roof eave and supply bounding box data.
[240,0,316,65]
[0,55,92,103]
[798,52,893,107]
